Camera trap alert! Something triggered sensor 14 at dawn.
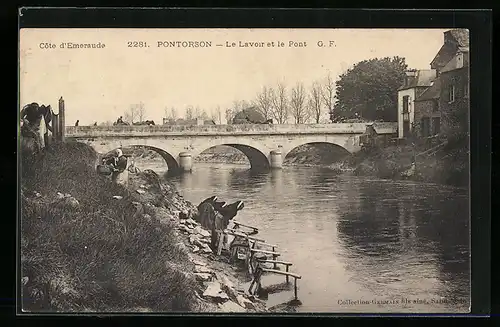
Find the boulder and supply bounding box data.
[112,195,123,200]
[202,282,229,302]
[218,300,246,312]
[179,225,192,233]
[194,273,213,282]
[193,226,211,238]
[236,294,255,310]
[201,244,213,254]
[193,246,200,253]
[192,260,206,266]
[194,265,212,274]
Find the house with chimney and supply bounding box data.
[397,29,469,140]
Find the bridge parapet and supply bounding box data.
[65,123,389,138]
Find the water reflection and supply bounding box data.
[165,163,470,312]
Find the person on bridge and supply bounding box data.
[75,120,79,126]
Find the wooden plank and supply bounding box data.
[260,268,302,279]
[250,249,280,256]
[233,220,259,231]
[257,259,292,266]
[224,229,265,242]
[249,240,278,248]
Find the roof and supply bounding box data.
[430,29,469,69]
[398,69,436,91]
[233,107,266,124]
[415,78,441,102]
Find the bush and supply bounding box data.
[21,142,197,312]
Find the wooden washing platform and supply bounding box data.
[215,222,302,301]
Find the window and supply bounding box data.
[449,84,455,102]
[402,95,410,121]
[421,117,430,137]
[432,117,441,135]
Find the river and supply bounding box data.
[142,161,470,313]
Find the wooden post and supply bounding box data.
[294,278,298,300]
[59,96,65,142]
[272,246,277,269]
[286,265,289,283]
[216,230,224,256]
[52,114,59,142]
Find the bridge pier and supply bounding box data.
[269,150,283,169]
[179,152,193,172]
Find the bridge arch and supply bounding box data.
[282,141,352,165]
[104,144,180,173]
[195,143,270,170]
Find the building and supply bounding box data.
[397,69,437,138]
[397,29,469,139]
[360,122,398,148]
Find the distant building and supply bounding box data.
[397,29,469,139]
[360,122,398,148]
[232,107,266,124]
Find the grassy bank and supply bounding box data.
[343,135,469,187]
[21,142,200,312]
[21,141,273,313]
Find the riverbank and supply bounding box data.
[20,142,280,313]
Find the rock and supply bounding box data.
[143,214,152,222]
[195,273,213,282]
[139,184,147,189]
[217,274,238,303]
[112,195,123,200]
[192,260,206,266]
[194,265,212,274]
[193,246,200,253]
[136,189,146,194]
[189,234,198,244]
[185,218,198,226]
[202,282,229,301]
[56,192,65,199]
[218,300,246,312]
[179,225,192,233]
[236,294,255,310]
[201,244,213,254]
[34,192,41,198]
[193,226,211,238]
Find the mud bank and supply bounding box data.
[21,142,296,313]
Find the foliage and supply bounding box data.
[332,56,409,122]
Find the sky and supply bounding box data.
[20,28,449,125]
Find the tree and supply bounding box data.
[212,106,222,124]
[255,86,273,120]
[194,106,201,119]
[270,82,289,124]
[333,56,408,122]
[164,107,170,120]
[170,107,178,120]
[322,73,336,122]
[199,109,209,120]
[289,82,309,124]
[136,102,146,122]
[309,81,323,123]
[185,106,194,120]
[225,108,235,124]
[124,105,138,124]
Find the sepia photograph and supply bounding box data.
[19,27,470,314]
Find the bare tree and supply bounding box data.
[170,107,178,120]
[270,82,289,124]
[124,105,138,124]
[136,102,146,122]
[322,73,335,121]
[164,106,170,120]
[213,106,222,124]
[194,106,202,119]
[185,106,194,120]
[225,108,235,124]
[309,81,323,123]
[255,86,273,120]
[289,82,309,124]
[199,109,209,120]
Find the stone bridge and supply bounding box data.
[65,123,395,172]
